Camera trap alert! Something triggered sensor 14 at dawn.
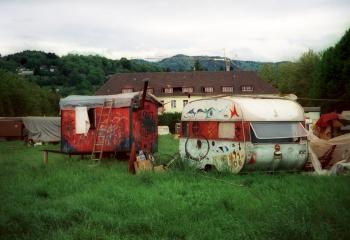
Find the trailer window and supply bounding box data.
[218,122,235,139]
[250,122,307,143]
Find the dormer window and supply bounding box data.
[147,88,154,94]
[203,87,214,93]
[163,88,173,93]
[122,88,133,93]
[241,85,254,92]
[222,86,234,93]
[182,87,193,93]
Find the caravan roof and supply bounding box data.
[181,96,305,122]
[60,92,162,109]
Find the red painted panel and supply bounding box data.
[190,121,218,139]
[61,100,159,154]
[61,107,130,153]
[185,121,251,142]
[132,101,158,153]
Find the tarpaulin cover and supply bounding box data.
[309,131,350,174]
[59,92,162,109]
[22,117,61,142]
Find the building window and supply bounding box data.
[122,88,133,93]
[171,100,176,109]
[163,88,173,93]
[182,87,193,93]
[241,85,254,92]
[147,88,154,94]
[183,100,188,107]
[222,86,234,93]
[203,87,214,93]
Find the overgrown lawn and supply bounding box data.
[0,135,349,239]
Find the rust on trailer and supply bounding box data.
[60,92,162,155]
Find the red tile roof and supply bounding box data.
[96,71,279,96]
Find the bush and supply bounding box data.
[158,112,181,133]
[0,70,59,116]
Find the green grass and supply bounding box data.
[0,135,350,239]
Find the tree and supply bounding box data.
[120,57,132,70]
[310,28,350,100]
[193,59,206,71]
[259,63,277,86]
[0,70,59,116]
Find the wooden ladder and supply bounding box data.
[90,99,114,164]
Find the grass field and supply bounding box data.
[1,135,350,240]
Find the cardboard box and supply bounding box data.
[134,160,153,174]
[154,165,167,172]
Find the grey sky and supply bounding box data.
[0,0,349,61]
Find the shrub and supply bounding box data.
[158,112,181,133]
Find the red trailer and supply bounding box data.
[59,92,162,156]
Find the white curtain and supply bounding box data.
[75,107,91,135]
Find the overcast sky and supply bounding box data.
[0,0,349,62]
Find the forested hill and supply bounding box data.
[0,51,273,97]
[156,54,274,71]
[0,52,163,96]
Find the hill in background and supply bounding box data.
[142,54,276,72]
[0,51,275,96]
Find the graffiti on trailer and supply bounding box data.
[104,115,127,146]
[185,138,210,161]
[61,110,130,153]
[141,110,156,136]
[185,107,228,119]
[230,105,240,118]
[183,138,245,172]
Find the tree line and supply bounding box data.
[259,28,350,112]
[0,70,59,116]
[0,52,163,116]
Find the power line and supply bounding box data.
[297,97,350,102]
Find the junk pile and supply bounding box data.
[128,143,170,174]
[307,111,350,175]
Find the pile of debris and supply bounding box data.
[128,143,174,174]
[307,111,350,175]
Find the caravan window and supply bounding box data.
[250,122,308,143]
[218,122,235,139]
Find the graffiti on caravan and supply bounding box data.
[182,99,242,121]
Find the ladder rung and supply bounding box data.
[90,103,113,162]
[92,149,102,152]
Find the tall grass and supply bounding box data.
[0,135,349,239]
